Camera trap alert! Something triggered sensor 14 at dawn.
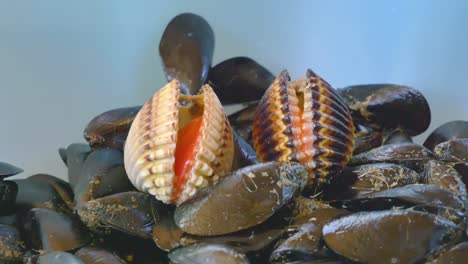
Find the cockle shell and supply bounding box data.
[252,69,355,186]
[124,80,234,204]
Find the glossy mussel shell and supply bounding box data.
[0,161,23,179]
[253,69,355,186]
[159,13,214,95]
[423,120,468,151]
[124,80,234,205]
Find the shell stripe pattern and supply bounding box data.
[253,69,355,185]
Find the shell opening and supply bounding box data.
[172,95,204,202]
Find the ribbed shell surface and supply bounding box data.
[124,80,234,204]
[253,70,355,185]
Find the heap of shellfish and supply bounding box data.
[1,12,467,264]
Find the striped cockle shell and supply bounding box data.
[124,80,234,204]
[252,69,355,186]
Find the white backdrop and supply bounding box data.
[1,0,467,180]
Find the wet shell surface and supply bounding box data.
[252,69,355,186]
[124,80,234,204]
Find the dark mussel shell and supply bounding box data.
[350,142,434,171]
[0,161,23,179]
[333,184,465,212]
[26,251,85,264]
[0,224,25,262]
[348,163,420,194]
[428,241,468,263]
[74,148,135,206]
[228,103,258,145]
[208,57,274,104]
[232,129,259,170]
[382,127,413,145]
[64,143,91,187]
[422,160,466,200]
[159,13,214,95]
[75,246,126,264]
[408,205,465,227]
[423,120,468,151]
[0,214,17,226]
[434,138,468,163]
[151,202,184,252]
[20,208,90,252]
[352,127,383,155]
[270,208,350,263]
[323,210,461,263]
[0,181,17,216]
[13,174,73,214]
[174,162,307,236]
[168,243,250,264]
[77,191,156,239]
[83,106,141,150]
[338,84,431,136]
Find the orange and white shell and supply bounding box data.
[124,80,234,204]
[253,69,355,186]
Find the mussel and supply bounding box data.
[75,246,126,264]
[252,70,355,187]
[124,80,234,204]
[0,161,23,179]
[168,243,250,264]
[434,138,468,163]
[26,251,85,264]
[0,224,25,262]
[159,13,214,95]
[423,120,468,151]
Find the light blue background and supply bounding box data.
[1,1,467,180]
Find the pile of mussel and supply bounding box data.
[1,13,468,264]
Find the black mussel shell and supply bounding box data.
[168,243,250,264]
[74,148,135,206]
[20,208,90,252]
[232,129,259,170]
[0,161,23,179]
[408,205,465,227]
[428,241,468,263]
[151,203,184,252]
[382,127,413,145]
[58,148,67,166]
[338,84,431,136]
[209,57,274,104]
[77,191,156,239]
[0,224,25,262]
[174,162,307,236]
[422,160,466,200]
[323,210,461,263]
[26,251,85,264]
[64,143,91,188]
[353,128,383,155]
[159,13,214,95]
[453,163,468,187]
[434,138,468,163]
[228,102,258,127]
[83,106,141,150]
[13,174,73,214]
[348,163,420,195]
[0,214,17,226]
[333,184,465,211]
[0,181,18,216]
[423,120,468,151]
[350,142,434,171]
[75,246,126,264]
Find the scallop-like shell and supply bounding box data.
[124,80,234,204]
[253,69,355,186]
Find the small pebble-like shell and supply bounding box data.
[252,69,355,186]
[124,80,234,204]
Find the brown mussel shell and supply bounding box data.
[73,148,135,206]
[434,138,468,163]
[168,243,250,264]
[20,208,90,252]
[83,106,141,150]
[338,84,431,136]
[0,224,25,262]
[159,13,214,95]
[208,57,275,104]
[422,160,467,200]
[0,161,23,179]
[428,241,468,263]
[77,191,156,239]
[352,127,383,155]
[350,142,434,171]
[26,251,85,264]
[382,127,413,145]
[253,70,355,187]
[63,143,92,188]
[423,120,468,151]
[0,181,18,216]
[174,162,307,236]
[75,246,126,264]
[323,210,461,263]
